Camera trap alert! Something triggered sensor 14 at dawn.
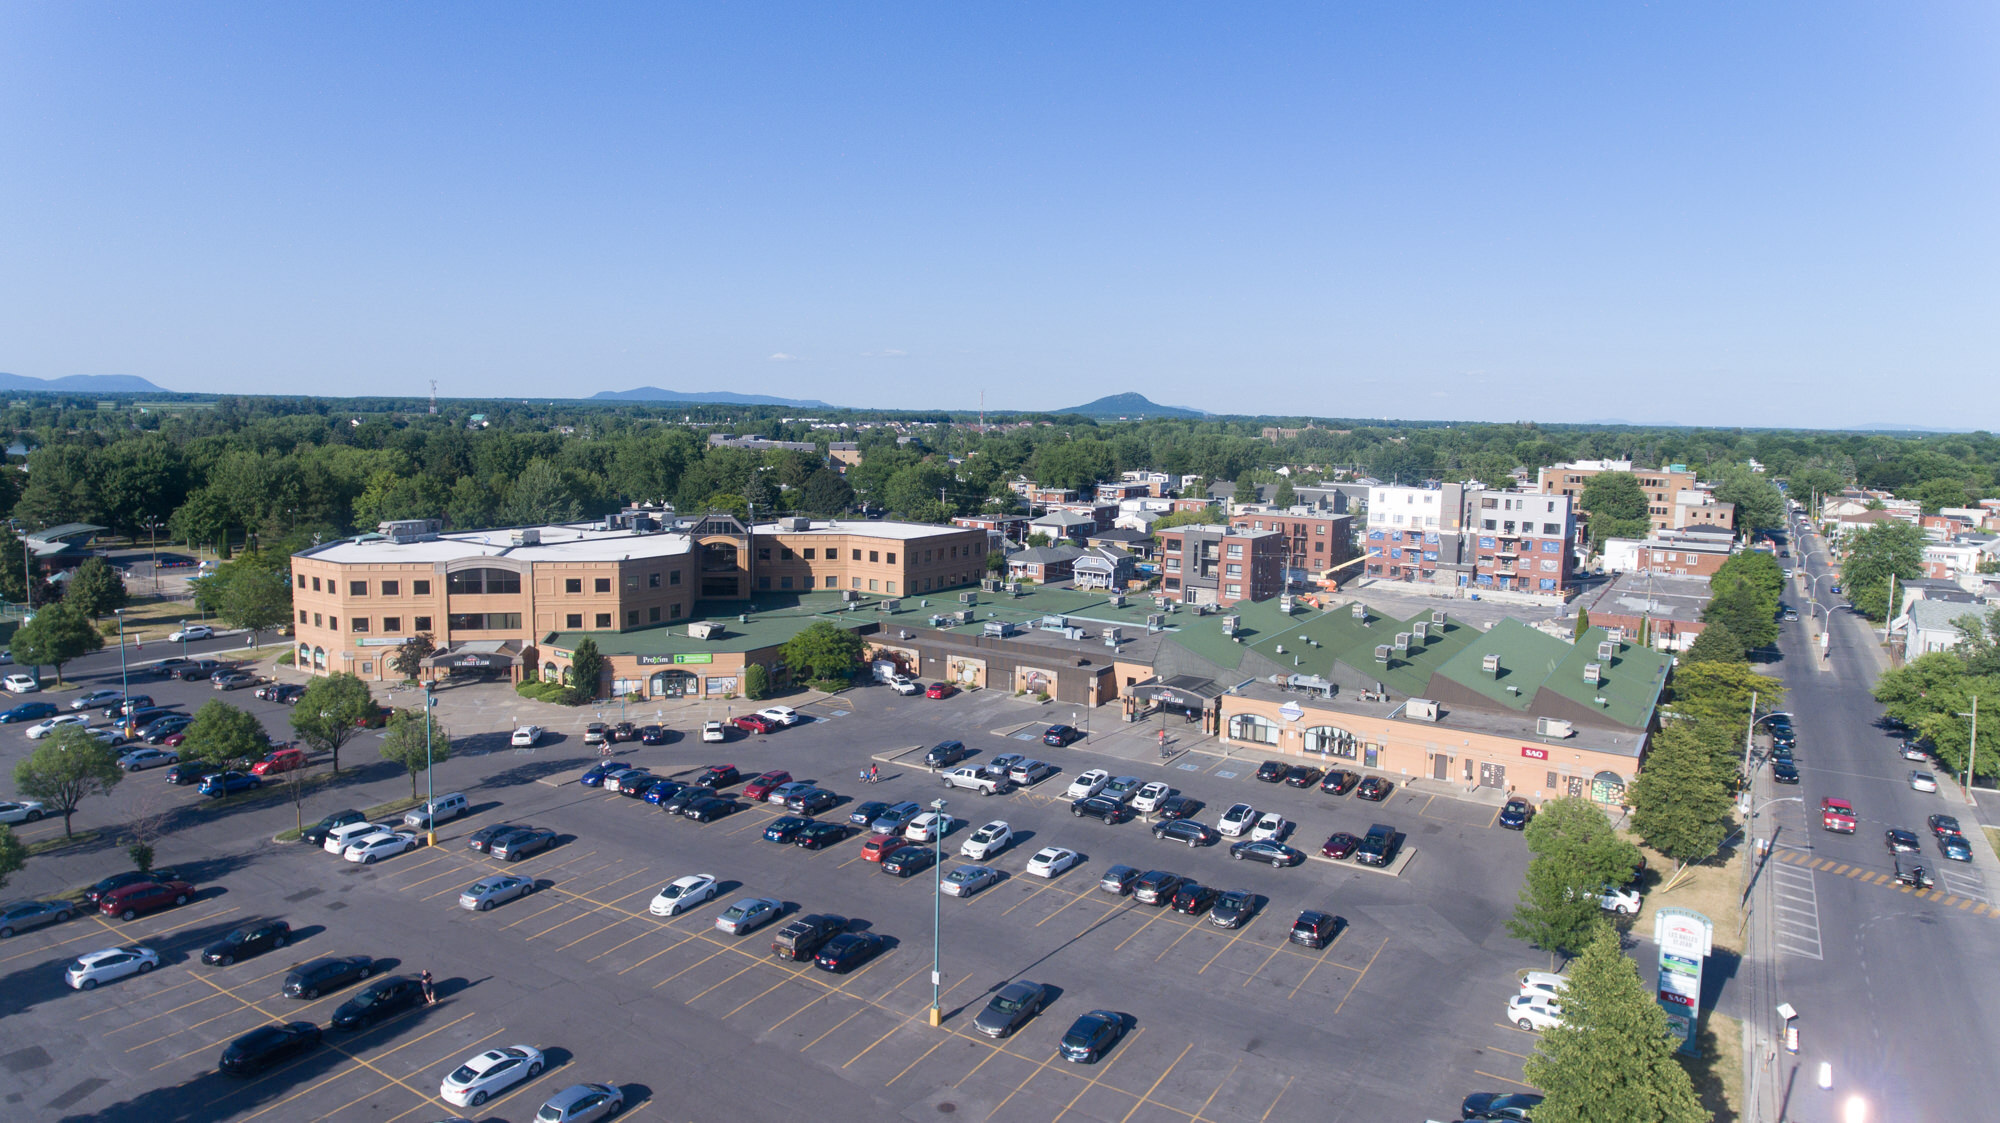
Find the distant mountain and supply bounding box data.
[590,387,837,409]
[0,372,167,393]
[1061,392,1205,419]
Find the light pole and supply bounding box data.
[1957,695,1979,808]
[423,682,438,846]
[114,608,129,707]
[1737,693,1789,810]
[179,621,190,660]
[928,795,948,1027]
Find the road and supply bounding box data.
[1741,516,2000,1122]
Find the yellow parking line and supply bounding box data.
[236,1015,489,1122]
[1032,882,1105,927]
[1286,944,1336,1001]
[105,961,292,1029]
[1190,1059,1241,1122]
[767,987,836,1033]
[841,1019,915,1070]
[1154,914,1209,962]
[555,917,633,951]
[1050,1027,1146,1123]
[586,927,662,963]
[1239,939,1287,987]
[654,944,735,988]
[1118,1042,1194,1123]
[1473,1068,1539,1089]
[1002,875,1077,917]
[498,897,573,930]
[525,911,596,941]
[723,973,803,1020]
[886,1032,954,1086]
[1334,937,1388,1015]
[802,1005,870,1051]
[685,959,763,1005]
[617,929,704,976]
[951,1031,1011,1087]
[1258,1074,1296,1122]
[987,1046,1066,1117]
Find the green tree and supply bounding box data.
[501,458,581,525]
[1701,583,1777,653]
[9,601,105,684]
[290,673,378,773]
[1271,476,1296,507]
[779,620,866,687]
[1712,466,1784,533]
[64,557,129,619]
[799,470,854,516]
[219,562,293,645]
[180,699,275,770]
[13,725,124,838]
[1507,798,1643,965]
[1522,925,1707,1123]
[0,524,28,604]
[567,636,605,701]
[1873,650,2000,778]
[741,663,770,701]
[1628,723,1733,864]
[0,824,25,892]
[379,709,451,800]
[1841,519,1925,622]
[1572,609,1591,641]
[1681,621,1746,664]
[1577,472,1652,549]
[390,633,435,681]
[1666,661,1783,731]
[985,550,1006,574]
[1909,476,1975,515]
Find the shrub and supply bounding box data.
[742,664,770,701]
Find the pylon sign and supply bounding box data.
[1653,906,1713,1056]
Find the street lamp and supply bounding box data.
[1957,695,1979,808]
[114,608,129,708]
[178,621,190,660]
[423,681,439,846]
[928,795,948,1027]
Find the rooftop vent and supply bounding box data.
[1583,662,1603,684]
[1393,631,1411,651]
[1352,603,1368,621]
[1597,640,1617,660]
[959,592,978,605]
[509,527,541,547]
[1482,653,1501,675]
[1431,609,1448,625]
[1406,698,1439,722]
[1536,717,1574,739]
[780,516,811,532]
[1375,644,1392,663]
[687,621,723,640]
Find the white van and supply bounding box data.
[323,821,390,855]
[404,792,468,829]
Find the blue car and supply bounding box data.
[643,779,688,805]
[0,702,59,723]
[199,771,262,798]
[577,761,622,788]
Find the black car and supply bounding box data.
[1230,840,1305,867]
[142,715,194,743]
[466,823,529,853]
[163,761,209,785]
[638,725,668,745]
[1043,724,1082,747]
[1770,744,1794,764]
[1071,796,1129,824]
[491,827,557,860]
[1152,819,1218,847]
[202,921,292,965]
[1283,765,1323,788]
[1771,760,1800,785]
[1498,799,1535,830]
[1460,1092,1544,1121]
[330,975,425,1030]
[1356,776,1393,801]
[1931,814,1964,838]
[880,846,938,878]
[1355,823,1399,866]
[1170,881,1219,914]
[695,764,741,788]
[283,956,375,999]
[684,796,738,823]
[1209,890,1257,928]
[610,771,657,797]
[924,740,973,768]
[1885,828,1923,855]
[1319,769,1359,795]
[302,809,366,846]
[1255,760,1286,783]
[1939,834,1973,863]
[848,800,892,827]
[1059,1009,1125,1063]
[788,788,838,815]
[219,1021,321,1076]
[814,931,888,973]
[763,816,814,844]
[1156,795,1203,821]
[1291,909,1338,949]
[85,868,181,905]
[795,821,852,850]
[661,786,715,815]
[974,979,1047,1038]
[178,659,225,681]
[1131,870,1184,905]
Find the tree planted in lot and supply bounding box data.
[379,709,451,800]
[779,620,865,687]
[1523,925,1707,1123]
[219,562,293,646]
[1700,583,1777,653]
[1506,798,1643,966]
[1627,723,1734,872]
[1841,519,1925,622]
[13,726,124,838]
[65,557,130,620]
[566,637,605,702]
[181,699,274,770]
[0,825,25,892]
[390,633,436,681]
[1680,621,1745,664]
[290,673,378,773]
[9,601,105,684]
[741,663,770,701]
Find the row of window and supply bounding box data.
[1479,521,1565,535]
[305,575,433,596]
[1242,521,1332,535]
[299,611,438,633]
[564,572,679,593]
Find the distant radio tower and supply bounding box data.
[979,390,985,434]
[429,380,438,415]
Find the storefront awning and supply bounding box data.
[423,639,526,670]
[1129,674,1227,708]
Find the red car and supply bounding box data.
[1820,797,1856,833]
[250,748,308,776]
[163,732,188,748]
[733,714,779,734]
[925,683,956,700]
[101,879,195,921]
[1320,832,1360,859]
[859,834,909,863]
[742,770,793,802]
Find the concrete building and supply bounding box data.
[1156,525,1286,607]
[1601,527,1737,578]
[1468,491,1576,596]
[1537,460,1698,532]
[1579,572,1713,652]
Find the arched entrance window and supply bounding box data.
[649,669,700,697]
[542,661,559,682]
[1302,725,1357,759]
[1228,713,1279,745]
[297,643,312,668]
[312,646,326,669]
[1591,770,1628,804]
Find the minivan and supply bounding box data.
[324,821,389,855]
[404,793,468,829]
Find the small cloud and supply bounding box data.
[768,353,799,362]
[861,349,909,359]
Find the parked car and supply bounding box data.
[139,714,194,742]
[794,820,851,849]
[1008,759,1060,785]
[984,752,1027,779]
[1508,994,1564,1032]
[815,931,888,973]
[974,979,1047,1038]
[660,786,714,815]
[1042,723,1081,747]
[118,747,179,771]
[609,721,636,743]
[904,810,957,842]
[701,721,728,742]
[1217,803,1258,837]
[1910,770,1939,793]
[1152,819,1217,847]
[1931,814,1964,838]
[218,1022,321,1076]
[459,875,536,911]
[344,831,420,864]
[743,770,793,802]
[731,714,779,734]
[211,671,257,690]
[1939,833,1974,863]
[1518,970,1569,1000]
[582,723,608,746]
[649,874,719,917]
[642,779,688,805]
[176,659,224,681]
[870,800,924,834]
[1772,760,1800,785]
[1132,870,1184,905]
[1283,765,1323,789]
[771,913,847,961]
[0,799,47,825]
[250,748,308,776]
[466,822,530,853]
[199,771,262,798]
[1209,890,1257,928]
[25,714,91,739]
[1248,812,1289,842]
[101,879,194,921]
[960,820,1014,860]
[695,764,741,787]
[1071,796,1129,824]
[440,1044,546,1108]
[1354,823,1399,867]
[1102,776,1143,803]
[0,898,74,938]
[1059,1010,1126,1064]
[1024,846,1080,878]
[763,816,815,844]
[1255,761,1286,783]
[683,797,739,823]
[1098,864,1142,895]
[330,975,426,1030]
[943,864,1002,897]
[65,945,160,988]
[1356,776,1393,801]
[510,725,543,747]
[788,788,838,814]
[201,921,292,965]
[84,868,180,905]
[1230,840,1305,867]
[253,682,304,702]
[924,682,956,700]
[167,624,215,642]
[880,846,938,878]
[768,781,815,807]
[3,672,41,693]
[1319,769,1359,795]
[714,896,783,936]
[283,956,376,998]
[756,706,801,726]
[490,827,556,861]
[1170,881,1220,914]
[1156,794,1203,820]
[163,761,209,785]
[0,701,58,723]
[638,725,668,745]
[848,800,891,827]
[1290,909,1338,949]
[70,689,125,711]
[536,1083,625,1123]
[924,740,973,767]
[1460,1092,1546,1122]
[860,833,910,863]
[1319,832,1360,859]
[1131,782,1172,813]
[1497,799,1535,830]
[1065,769,1112,800]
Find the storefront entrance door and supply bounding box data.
[649,669,700,697]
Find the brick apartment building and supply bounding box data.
[1157,524,1286,607]
[1536,459,1699,532]
[1469,491,1577,595]
[1228,506,1357,578]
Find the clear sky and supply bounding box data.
[2,2,1995,427]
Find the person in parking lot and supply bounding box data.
[421,970,435,1005]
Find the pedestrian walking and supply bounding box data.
[420,970,435,1005]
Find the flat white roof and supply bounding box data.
[751,519,975,541]
[303,523,694,566]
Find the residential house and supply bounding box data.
[1006,544,1085,584]
[1028,510,1097,543]
[1897,599,1992,660]
[1071,546,1138,591]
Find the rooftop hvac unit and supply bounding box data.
[781,516,811,532]
[1604,626,1624,643]
[1594,696,1610,706]
[880,599,901,612]
[1583,662,1603,684]
[959,592,978,605]
[842,589,861,602]
[1352,603,1368,621]
[1411,621,1429,640]
[1108,593,1126,608]
[982,578,1002,592]
[1005,581,1022,595]
[1431,608,1448,625]
[509,527,541,547]
[1406,698,1439,722]
[1482,653,1501,674]
[1146,613,1166,632]
[1393,632,1411,651]
[1597,640,1617,660]
[1279,595,1294,614]
[956,609,974,624]
[1222,613,1241,633]
[1536,717,1575,739]
[928,614,948,627]
[1103,627,1122,647]
[687,621,722,640]
[1375,644,1392,663]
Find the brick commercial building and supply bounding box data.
[1157,524,1286,607]
[1468,491,1577,596]
[1229,507,1357,580]
[1537,460,1700,533]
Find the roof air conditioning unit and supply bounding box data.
[687,621,722,640]
[1597,640,1616,660]
[1482,653,1501,674]
[1536,717,1574,738]
[1375,644,1392,663]
[1583,662,1602,684]
[1431,609,1448,625]
[1279,596,1294,614]
[1393,632,1411,651]
[510,528,541,547]
[1406,698,1439,721]
[959,592,977,604]
[1352,603,1368,621]
[1594,696,1610,706]
[842,589,861,602]
[956,609,974,624]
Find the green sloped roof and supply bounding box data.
[1156,600,1482,694]
[1431,618,1576,712]
[1538,626,1672,730]
[1312,608,1478,697]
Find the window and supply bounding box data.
[298,609,308,624]
[851,577,861,588]
[595,613,612,629]
[1225,564,1242,576]
[780,547,795,560]
[669,571,681,585]
[648,606,660,622]
[328,617,339,631]
[1226,584,1241,597]
[648,573,660,588]
[757,548,771,561]
[1543,523,1561,535]
[312,577,321,592]
[886,552,896,564]
[868,550,879,563]
[1316,525,1325,535]
[350,617,370,633]
[594,577,611,593]
[627,610,639,625]
[383,616,401,632]
[825,576,836,588]
[1302,725,1358,759]
[297,574,306,589]
[886,581,897,593]
[758,576,771,590]
[566,578,582,593]
[1226,544,1243,559]
[448,612,522,631]
[1229,713,1279,745]
[803,548,816,560]
[360,662,372,675]
[868,579,879,591]
[413,580,430,596]
[446,568,521,595]
[381,580,399,596]
[851,549,862,561]
[413,616,431,631]
[670,604,682,618]
[566,613,582,628]
[625,574,639,590]
[313,613,323,627]
[350,580,367,596]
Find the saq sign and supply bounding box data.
[1653,907,1714,1056]
[1520,745,1549,760]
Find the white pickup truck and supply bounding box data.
[940,766,1014,796]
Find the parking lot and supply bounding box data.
[1,648,1546,1121]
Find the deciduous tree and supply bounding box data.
[1577,472,1651,549]
[290,673,378,773]
[1522,925,1707,1123]
[9,601,105,683]
[1507,798,1643,965]
[219,561,293,645]
[1712,466,1784,533]
[779,621,865,687]
[566,637,605,701]
[1841,519,1925,622]
[13,726,124,838]
[180,700,274,771]
[0,825,26,891]
[390,633,435,681]
[1628,723,1733,865]
[1681,621,1746,664]
[65,557,129,619]
[379,709,451,800]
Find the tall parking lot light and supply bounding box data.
[929,796,948,1027]
[114,609,129,708]
[424,682,439,846]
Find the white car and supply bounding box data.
[118,747,178,771]
[70,690,125,711]
[960,820,1014,860]
[1024,846,1080,878]
[1131,782,1172,813]
[1217,803,1258,837]
[1508,994,1564,1032]
[65,945,160,990]
[1064,769,1111,800]
[702,721,727,743]
[323,822,394,855]
[4,673,40,694]
[904,811,958,843]
[167,625,214,643]
[344,831,420,864]
[887,677,921,696]
[510,725,543,747]
[0,800,47,824]
[1249,812,1289,842]
[1901,741,1928,761]
[1910,770,1939,793]
[84,728,127,748]
[25,714,90,739]
[756,706,800,727]
[649,874,719,917]
[1518,971,1569,1000]
[1599,885,1642,915]
[440,1044,546,1108]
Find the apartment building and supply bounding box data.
[1536,459,1698,532]
[1156,524,1285,607]
[1468,492,1577,595]
[1228,506,1357,577]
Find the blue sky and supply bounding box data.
[2,3,1994,427]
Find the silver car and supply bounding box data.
[118,747,179,771]
[942,865,1001,898]
[536,1082,625,1123]
[714,896,782,936]
[458,875,535,912]
[0,898,75,938]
